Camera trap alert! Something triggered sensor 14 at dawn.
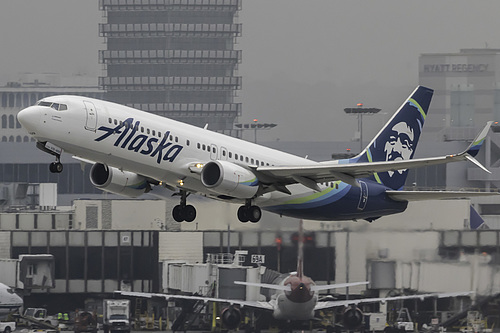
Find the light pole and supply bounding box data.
[234,121,277,143]
[344,104,381,153]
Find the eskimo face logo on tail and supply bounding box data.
[384,121,415,177]
[369,98,425,190]
[95,118,183,164]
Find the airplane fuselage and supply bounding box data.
[18,95,408,221]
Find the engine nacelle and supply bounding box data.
[201,160,259,199]
[90,163,151,198]
[221,306,241,330]
[342,306,364,330]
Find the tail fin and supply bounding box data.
[297,219,304,279]
[356,86,434,190]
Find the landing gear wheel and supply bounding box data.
[184,205,196,222]
[248,206,261,223]
[238,206,249,222]
[49,161,63,173]
[172,205,185,222]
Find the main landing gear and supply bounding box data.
[172,190,196,222]
[172,194,261,223]
[237,200,261,223]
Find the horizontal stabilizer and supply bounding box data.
[235,280,369,292]
[311,281,369,292]
[387,190,498,202]
[234,281,291,291]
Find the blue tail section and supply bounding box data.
[355,86,434,190]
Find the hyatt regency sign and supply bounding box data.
[423,64,489,73]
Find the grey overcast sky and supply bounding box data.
[1,1,500,143]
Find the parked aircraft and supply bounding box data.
[0,282,23,316]
[116,220,473,330]
[17,86,494,223]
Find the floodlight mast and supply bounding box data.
[234,121,277,143]
[344,104,381,153]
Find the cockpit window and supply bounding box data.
[37,101,67,111]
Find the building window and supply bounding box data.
[8,115,14,128]
[1,115,6,128]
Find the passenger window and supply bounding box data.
[147,128,150,134]
[240,156,243,161]
[222,150,226,157]
[235,153,238,159]
[245,157,249,163]
[114,119,118,125]
[152,130,156,136]
[202,144,206,150]
[229,152,232,158]
[213,147,216,153]
[197,143,200,149]
[186,139,190,146]
[140,126,144,133]
[108,118,112,124]
[175,137,178,142]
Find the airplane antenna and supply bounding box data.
[297,219,304,279]
[203,124,208,130]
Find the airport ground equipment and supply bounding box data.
[74,311,97,333]
[14,308,59,330]
[0,321,15,333]
[102,299,131,333]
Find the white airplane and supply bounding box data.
[17,86,495,223]
[0,282,23,316]
[116,220,473,330]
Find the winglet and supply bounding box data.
[465,121,493,157]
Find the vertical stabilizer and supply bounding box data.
[356,86,434,190]
[297,220,304,279]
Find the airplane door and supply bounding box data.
[83,101,98,131]
[357,181,368,210]
[210,144,218,160]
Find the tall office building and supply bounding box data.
[419,48,500,140]
[98,0,242,134]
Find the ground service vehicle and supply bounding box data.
[0,322,15,333]
[103,300,131,333]
[74,311,97,333]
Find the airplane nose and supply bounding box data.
[17,106,40,133]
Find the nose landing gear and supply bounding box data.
[49,158,63,173]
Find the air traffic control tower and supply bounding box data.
[98,0,242,134]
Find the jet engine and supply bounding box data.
[220,306,241,330]
[90,163,151,198]
[201,160,259,198]
[342,306,364,330]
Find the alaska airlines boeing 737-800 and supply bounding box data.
[17,86,494,223]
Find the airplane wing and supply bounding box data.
[314,290,474,311]
[115,290,274,311]
[255,122,493,189]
